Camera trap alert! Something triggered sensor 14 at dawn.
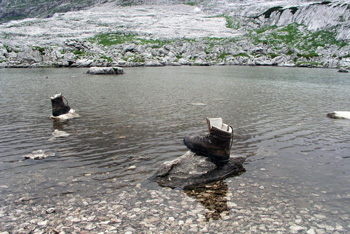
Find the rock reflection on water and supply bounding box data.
[184,180,229,221]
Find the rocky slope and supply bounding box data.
[0,0,349,68]
[0,0,97,23]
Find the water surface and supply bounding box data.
[1,66,350,227]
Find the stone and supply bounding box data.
[51,129,70,138]
[327,111,350,120]
[46,208,56,214]
[76,59,93,67]
[50,109,80,121]
[307,229,316,234]
[290,224,305,232]
[86,67,124,75]
[23,150,55,160]
[338,68,349,73]
[150,151,246,189]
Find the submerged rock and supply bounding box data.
[151,151,246,189]
[87,67,124,75]
[50,109,80,121]
[24,150,55,160]
[50,129,70,139]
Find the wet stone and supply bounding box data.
[150,151,246,189]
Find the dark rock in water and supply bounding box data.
[150,151,246,189]
[338,68,349,73]
[327,111,350,119]
[327,112,337,119]
[86,67,124,75]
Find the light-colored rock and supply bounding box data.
[327,111,350,120]
[290,224,305,232]
[51,129,70,138]
[0,1,349,69]
[23,150,55,160]
[86,67,124,75]
[50,109,80,121]
[76,59,93,67]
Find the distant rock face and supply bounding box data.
[257,1,350,41]
[86,67,124,75]
[0,1,349,69]
[151,151,246,189]
[0,0,96,23]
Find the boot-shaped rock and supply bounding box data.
[51,93,71,117]
[184,118,233,165]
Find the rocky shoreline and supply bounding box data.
[1,37,350,70]
[1,2,350,70]
[2,175,349,233]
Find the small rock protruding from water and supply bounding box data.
[338,68,349,73]
[327,111,350,119]
[150,151,246,189]
[86,67,124,75]
[24,150,55,160]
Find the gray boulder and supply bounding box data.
[151,151,246,189]
[86,67,124,75]
[338,68,349,73]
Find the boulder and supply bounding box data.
[150,151,246,189]
[86,67,124,75]
[327,111,350,119]
[338,68,349,73]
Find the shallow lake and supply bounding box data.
[1,66,350,232]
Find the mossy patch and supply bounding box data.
[218,53,231,59]
[250,23,348,54]
[233,53,250,58]
[224,15,241,29]
[100,55,112,62]
[89,32,176,48]
[89,33,137,46]
[32,46,46,55]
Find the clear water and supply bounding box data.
[1,66,350,215]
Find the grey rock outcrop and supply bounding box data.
[151,151,246,189]
[0,1,349,69]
